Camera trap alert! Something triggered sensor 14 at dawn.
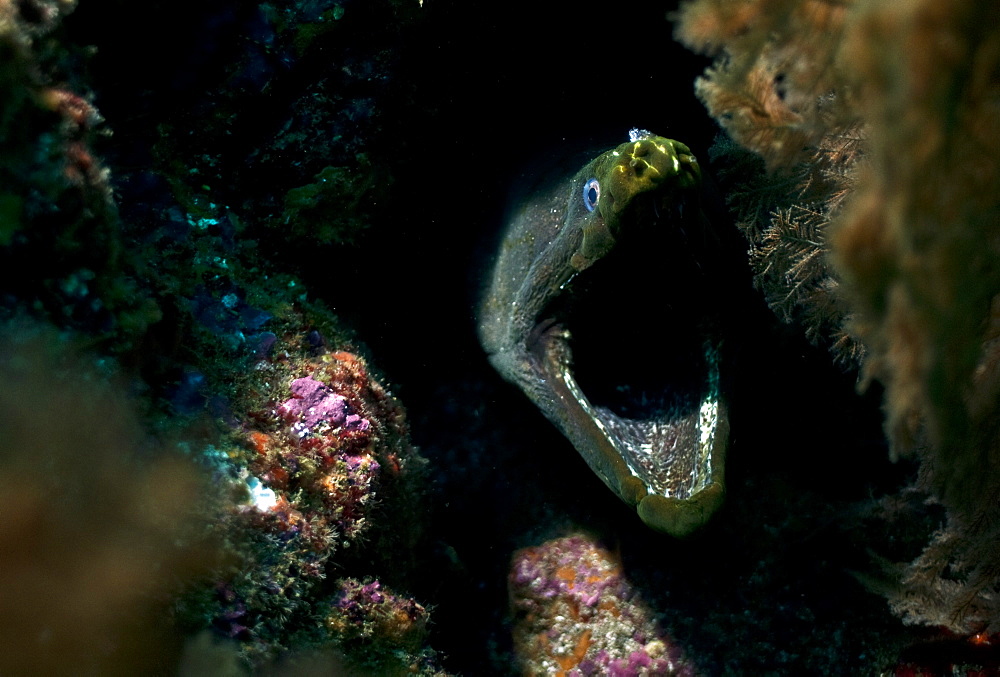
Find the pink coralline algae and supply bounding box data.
[248,355,387,543]
[509,534,696,677]
[325,578,430,650]
[190,343,437,670]
[277,375,370,436]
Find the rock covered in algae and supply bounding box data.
[0,0,161,350]
[0,0,445,671]
[509,533,695,676]
[177,317,443,673]
[325,577,430,651]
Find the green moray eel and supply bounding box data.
[478,130,729,537]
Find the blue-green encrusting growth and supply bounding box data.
[478,130,729,537]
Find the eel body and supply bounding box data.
[478,130,729,537]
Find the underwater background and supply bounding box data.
[2,0,999,674]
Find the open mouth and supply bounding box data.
[479,132,729,537]
[526,190,727,536]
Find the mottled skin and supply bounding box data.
[478,133,728,537]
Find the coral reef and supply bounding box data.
[165,275,439,672]
[833,0,1000,636]
[706,133,862,359]
[675,0,862,360]
[281,154,394,246]
[509,533,695,676]
[0,0,445,671]
[326,577,430,650]
[0,0,159,349]
[17,0,999,670]
[677,0,1000,635]
[134,0,421,275]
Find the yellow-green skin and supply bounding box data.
[478,134,728,537]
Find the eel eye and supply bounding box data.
[582,178,600,212]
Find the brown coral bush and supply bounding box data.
[677,0,865,361]
[677,0,1000,633]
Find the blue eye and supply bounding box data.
[582,178,600,212]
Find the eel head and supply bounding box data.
[479,130,729,537]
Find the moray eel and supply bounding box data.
[478,130,729,537]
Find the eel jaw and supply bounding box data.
[528,195,729,537]
[530,320,727,537]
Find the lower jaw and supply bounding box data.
[537,323,728,537]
